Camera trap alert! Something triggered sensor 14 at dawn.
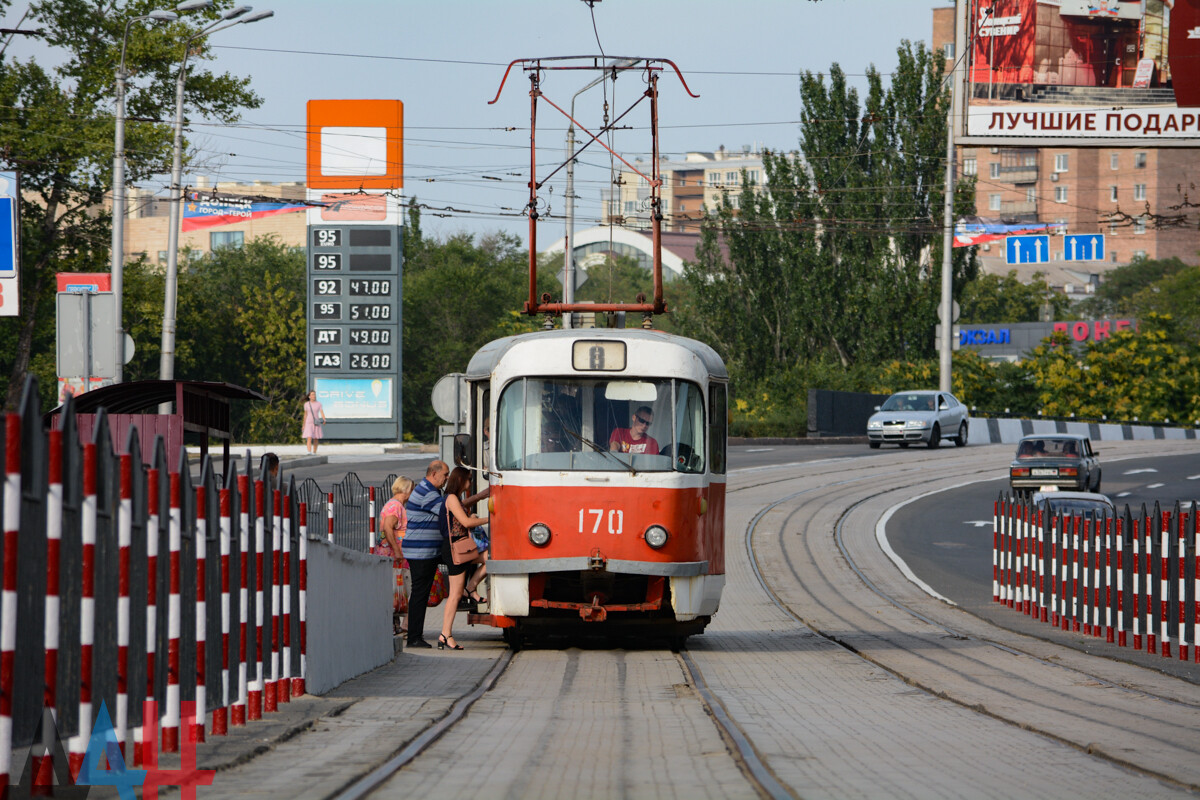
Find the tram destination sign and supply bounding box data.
[306,223,403,439]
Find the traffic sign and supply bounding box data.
[0,172,19,317]
[1006,235,1049,265]
[1063,233,1105,262]
[556,266,587,292]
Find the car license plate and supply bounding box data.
[1031,468,1057,477]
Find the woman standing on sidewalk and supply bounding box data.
[302,390,326,454]
[377,476,415,635]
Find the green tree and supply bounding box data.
[402,231,553,441]
[234,269,306,442]
[1076,256,1190,318]
[175,237,305,436]
[676,40,976,388]
[959,270,1072,323]
[1024,315,1200,423]
[558,252,690,333]
[0,0,262,409]
[1123,264,1200,341]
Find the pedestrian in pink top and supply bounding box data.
[377,476,415,635]
[302,390,326,454]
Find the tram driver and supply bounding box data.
[609,406,660,455]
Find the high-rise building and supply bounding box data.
[933,4,1199,288]
[601,146,768,233]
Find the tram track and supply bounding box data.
[321,456,917,800]
[305,441,1200,799]
[736,442,1200,792]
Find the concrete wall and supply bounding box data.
[976,417,1197,445]
[304,536,394,695]
[808,389,890,437]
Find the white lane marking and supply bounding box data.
[744,448,775,453]
[1123,468,1158,475]
[876,483,979,607]
[877,450,1192,605]
[963,520,994,528]
[1117,492,1131,497]
[1147,483,1164,489]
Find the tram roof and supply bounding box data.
[465,328,728,382]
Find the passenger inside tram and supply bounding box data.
[496,377,705,473]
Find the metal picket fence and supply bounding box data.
[295,472,408,553]
[993,493,1199,660]
[0,378,310,791]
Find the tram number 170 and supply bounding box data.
[579,508,623,535]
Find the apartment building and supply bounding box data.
[933,5,1199,284]
[123,176,307,264]
[966,145,1198,269]
[601,146,768,232]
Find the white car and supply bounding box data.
[866,390,969,449]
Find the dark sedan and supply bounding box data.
[1031,490,1115,518]
[1009,434,1101,495]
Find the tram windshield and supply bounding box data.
[496,377,705,473]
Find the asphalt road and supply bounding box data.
[279,439,1200,683]
[887,446,1200,682]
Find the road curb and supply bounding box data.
[730,436,868,446]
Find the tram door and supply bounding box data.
[471,381,491,517]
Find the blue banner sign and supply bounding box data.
[314,377,393,419]
[960,328,1011,345]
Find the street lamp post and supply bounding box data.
[158,7,273,407]
[111,8,180,383]
[564,58,638,328]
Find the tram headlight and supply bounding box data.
[528,523,552,547]
[644,525,669,549]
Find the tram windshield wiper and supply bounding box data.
[561,426,637,475]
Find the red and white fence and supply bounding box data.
[0,381,310,792]
[993,494,1199,661]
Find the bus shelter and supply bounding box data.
[46,379,265,475]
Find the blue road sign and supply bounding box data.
[1063,233,1105,262]
[1006,235,1049,265]
[0,197,15,276]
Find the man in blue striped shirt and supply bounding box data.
[403,460,449,648]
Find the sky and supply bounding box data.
[7,0,948,243]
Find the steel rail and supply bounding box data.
[331,649,515,800]
[729,453,1200,792]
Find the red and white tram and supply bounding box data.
[454,327,727,647]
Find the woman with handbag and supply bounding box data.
[438,467,490,650]
[374,476,414,635]
[302,390,327,454]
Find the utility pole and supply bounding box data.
[939,0,969,393]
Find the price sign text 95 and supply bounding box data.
[313,228,342,247]
[313,302,341,320]
[313,253,341,270]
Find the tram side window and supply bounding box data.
[496,379,525,471]
[709,384,727,475]
[671,381,705,473]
